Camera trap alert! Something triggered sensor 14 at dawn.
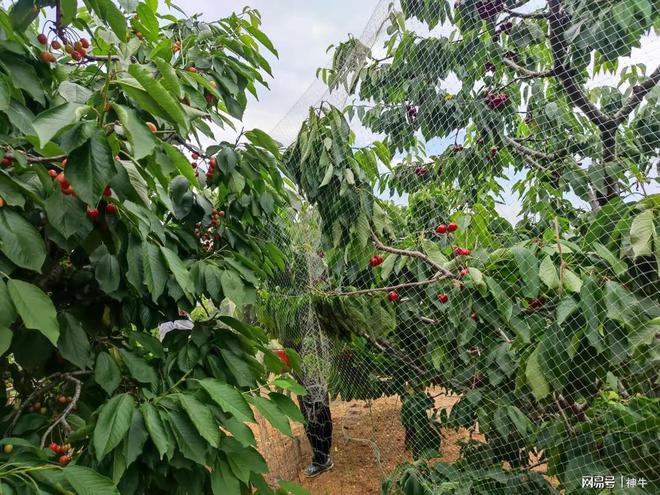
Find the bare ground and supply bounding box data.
[254,393,481,495]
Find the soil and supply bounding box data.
[254,393,481,495]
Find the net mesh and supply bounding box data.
[256,1,659,493]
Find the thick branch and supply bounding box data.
[547,0,609,129]
[372,233,457,279]
[614,64,660,124]
[504,136,565,162]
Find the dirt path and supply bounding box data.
[255,393,477,495]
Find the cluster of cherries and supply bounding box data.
[86,186,117,220]
[190,152,218,182]
[436,222,458,234]
[485,91,509,110]
[194,208,225,251]
[406,104,418,123]
[414,165,429,177]
[37,32,91,63]
[48,442,73,465]
[475,0,506,19]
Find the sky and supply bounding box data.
[175,1,381,140]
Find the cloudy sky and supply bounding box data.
[176,1,381,141]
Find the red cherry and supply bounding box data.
[460,267,469,278]
[48,169,58,178]
[209,157,217,168]
[437,293,449,303]
[48,443,60,454]
[58,454,71,465]
[103,185,112,197]
[191,152,199,160]
[71,51,82,62]
[447,223,458,232]
[51,40,61,50]
[274,349,290,367]
[80,38,90,49]
[436,224,447,234]
[56,172,69,188]
[369,255,384,267]
[471,312,479,321]
[37,33,48,45]
[218,210,225,218]
[105,203,117,215]
[1,157,12,167]
[87,207,99,220]
[388,291,399,302]
[146,122,157,133]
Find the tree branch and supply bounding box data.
[40,376,82,448]
[504,7,548,19]
[504,136,565,162]
[2,151,67,165]
[372,233,457,279]
[614,64,660,124]
[324,274,445,297]
[547,0,609,129]
[5,371,91,437]
[502,58,554,80]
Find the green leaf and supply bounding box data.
[58,313,91,369]
[124,409,149,467]
[119,349,158,384]
[90,245,121,293]
[630,209,654,258]
[114,104,157,160]
[168,408,208,465]
[593,242,627,277]
[421,239,449,266]
[140,403,169,459]
[0,208,46,272]
[168,176,193,219]
[563,269,583,293]
[221,270,247,304]
[161,246,194,299]
[581,277,604,353]
[0,327,12,356]
[128,65,188,130]
[211,460,241,495]
[7,279,59,345]
[486,277,512,322]
[63,466,119,495]
[539,255,560,289]
[525,346,550,400]
[198,379,255,423]
[178,394,220,447]
[251,396,292,436]
[93,393,136,461]
[0,55,44,105]
[512,246,540,298]
[95,352,121,395]
[220,349,254,387]
[153,58,183,99]
[66,131,118,205]
[33,103,85,148]
[143,243,168,302]
[163,143,198,187]
[45,191,93,240]
[0,279,16,328]
[245,129,282,159]
[87,0,128,41]
[556,297,579,325]
[273,377,307,396]
[269,392,304,423]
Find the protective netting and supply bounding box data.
[257,1,659,493]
